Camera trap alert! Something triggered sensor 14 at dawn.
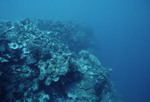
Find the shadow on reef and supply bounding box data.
[0,18,124,102]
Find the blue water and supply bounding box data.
[0,0,150,102]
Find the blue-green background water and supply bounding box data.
[0,0,150,102]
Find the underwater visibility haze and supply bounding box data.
[0,0,150,102]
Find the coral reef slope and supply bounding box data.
[0,19,123,102]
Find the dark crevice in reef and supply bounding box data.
[0,18,124,102]
[38,70,83,102]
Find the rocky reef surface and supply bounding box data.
[0,19,123,102]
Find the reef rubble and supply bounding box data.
[0,19,123,102]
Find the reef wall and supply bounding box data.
[0,19,122,102]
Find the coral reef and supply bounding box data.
[0,19,123,102]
